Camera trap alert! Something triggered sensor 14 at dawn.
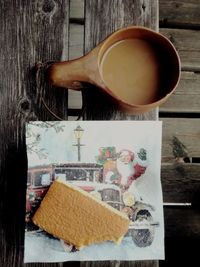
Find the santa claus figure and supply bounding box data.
[104,149,147,191]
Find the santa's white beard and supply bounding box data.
[117,159,135,185]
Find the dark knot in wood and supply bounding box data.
[18,98,31,114]
[172,136,188,161]
[142,2,146,11]
[42,0,56,13]
[169,34,175,44]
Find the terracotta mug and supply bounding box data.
[48,26,181,114]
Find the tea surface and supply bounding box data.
[100,39,160,105]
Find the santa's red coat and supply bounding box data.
[103,160,146,190]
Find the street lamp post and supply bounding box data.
[73,125,84,161]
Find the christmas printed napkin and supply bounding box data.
[24,121,164,262]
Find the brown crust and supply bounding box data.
[32,180,129,249]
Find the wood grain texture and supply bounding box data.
[85,0,158,52]
[164,207,200,238]
[160,28,200,72]
[83,0,158,121]
[0,0,69,266]
[69,23,84,60]
[70,0,84,20]
[159,0,200,29]
[68,89,82,110]
[159,71,200,113]
[161,163,200,204]
[161,118,200,161]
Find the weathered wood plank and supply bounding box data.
[164,207,200,238]
[160,28,200,72]
[69,23,84,60]
[159,0,200,29]
[70,0,84,20]
[161,118,200,161]
[68,89,82,110]
[0,0,69,266]
[85,0,158,53]
[159,71,200,113]
[161,163,200,204]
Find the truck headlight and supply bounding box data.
[123,192,135,207]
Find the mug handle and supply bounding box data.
[48,45,103,90]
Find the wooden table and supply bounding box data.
[0,0,159,266]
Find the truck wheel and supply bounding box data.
[131,209,155,247]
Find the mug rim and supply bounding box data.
[97,25,181,108]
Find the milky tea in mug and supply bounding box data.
[100,38,162,105]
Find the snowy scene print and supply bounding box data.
[25,121,164,262]
[95,146,156,248]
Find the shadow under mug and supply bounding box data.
[48,26,181,114]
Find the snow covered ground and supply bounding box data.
[24,231,164,263]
